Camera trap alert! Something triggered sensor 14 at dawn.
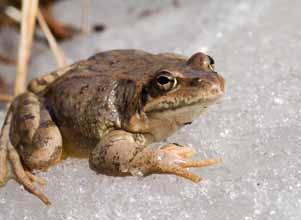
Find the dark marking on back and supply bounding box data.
[39,120,56,129]
[19,114,35,121]
[51,71,60,78]
[37,78,48,85]
[22,100,39,106]
[79,84,89,94]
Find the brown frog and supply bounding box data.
[0,49,225,205]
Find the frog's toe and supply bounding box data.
[0,127,10,187]
[160,143,197,158]
[155,145,222,182]
[25,171,47,186]
[156,163,203,182]
[0,147,8,186]
[179,158,223,169]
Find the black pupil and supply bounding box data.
[157,76,170,85]
[208,56,215,65]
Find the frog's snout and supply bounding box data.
[195,72,225,97]
[216,74,226,94]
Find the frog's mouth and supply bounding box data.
[144,95,221,114]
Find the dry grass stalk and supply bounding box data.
[81,0,91,34]
[14,0,39,96]
[36,9,68,68]
[3,5,22,22]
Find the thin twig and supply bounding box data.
[14,0,39,96]
[36,9,68,67]
[4,5,68,67]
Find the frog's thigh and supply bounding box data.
[11,93,62,170]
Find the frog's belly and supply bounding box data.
[59,127,98,159]
[61,141,93,159]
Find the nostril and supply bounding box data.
[210,84,222,94]
[190,78,202,87]
[211,88,219,94]
[219,76,226,92]
[190,79,210,87]
[198,80,212,88]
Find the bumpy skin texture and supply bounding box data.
[0,50,225,205]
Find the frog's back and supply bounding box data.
[39,50,156,143]
[28,49,185,94]
[76,49,185,82]
[80,50,154,81]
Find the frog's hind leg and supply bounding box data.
[0,93,63,205]
[7,131,51,205]
[0,108,49,203]
[10,93,63,171]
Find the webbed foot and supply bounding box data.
[157,143,222,182]
[130,143,222,182]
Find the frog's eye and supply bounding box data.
[208,55,214,65]
[156,72,177,91]
[208,55,215,71]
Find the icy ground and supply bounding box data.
[0,0,301,219]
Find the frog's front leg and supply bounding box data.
[0,92,63,205]
[90,130,221,182]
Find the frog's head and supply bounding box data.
[126,52,225,139]
[142,52,225,114]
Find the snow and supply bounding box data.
[0,0,301,219]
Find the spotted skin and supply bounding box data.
[10,93,63,170]
[27,64,77,94]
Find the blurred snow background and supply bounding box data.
[0,0,301,219]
